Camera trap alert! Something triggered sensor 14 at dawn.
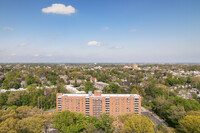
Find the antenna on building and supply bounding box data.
[88,91,92,96]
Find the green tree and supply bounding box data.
[121,115,155,133]
[6,91,22,106]
[177,115,200,133]
[15,106,42,119]
[0,106,46,133]
[71,71,78,79]
[2,72,21,89]
[136,85,145,97]
[186,111,200,116]
[85,81,95,93]
[157,125,176,133]
[173,96,200,111]
[86,116,103,129]
[131,88,139,94]
[26,74,37,85]
[82,123,98,133]
[145,84,164,98]
[27,84,37,92]
[53,110,88,133]
[57,83,65,93]
[190,77,200,88]
[165,77,186,86]
[105,83,125,94]
[36,113,57,133]
[102,86,110,94]
[21,93,30,106]
[17,117,44,133]
[168,105,186,125]
[46,72,58,85]
[152,96,171,117]
[0,117,18,133]
[119,113,135,123]
[99,113,115,133]
[0,110,17,122]
[0,93,8,107]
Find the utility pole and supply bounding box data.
[168,88,169,100]
[38,97,39,109]
[41,96,42,110]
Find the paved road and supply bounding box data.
[141,107,168,127]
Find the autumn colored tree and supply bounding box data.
[131,87,139,94]
[0,106,47,133]
[121,115,155,133]
[186,111,200,116]
[118,113,135,123]
[0,117,18,133]
[17,117,44,133]
[177,115,200,133]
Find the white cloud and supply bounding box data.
[42,4,76,15]
[103,26,110,30]
[88,41,101,46]
[18,43,28,47]
[3,26,14,31]
[130,29,137,32]
[34,54,40,57]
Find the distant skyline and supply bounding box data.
[0,0,200,63]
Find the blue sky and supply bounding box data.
[0,0,200,63]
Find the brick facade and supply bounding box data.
[56,90,141,119]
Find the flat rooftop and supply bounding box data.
[62,93,140,98]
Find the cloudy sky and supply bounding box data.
[0,0,200,63]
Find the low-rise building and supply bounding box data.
[132,64,138,70]
[95,82,109,90]
[20,81,27,87]
[90,77,97,83]
[69,80,75,84]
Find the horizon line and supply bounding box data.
[0,62,200,65]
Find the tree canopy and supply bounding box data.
[120,115,155,133]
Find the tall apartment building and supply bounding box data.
[57,90,141,118]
